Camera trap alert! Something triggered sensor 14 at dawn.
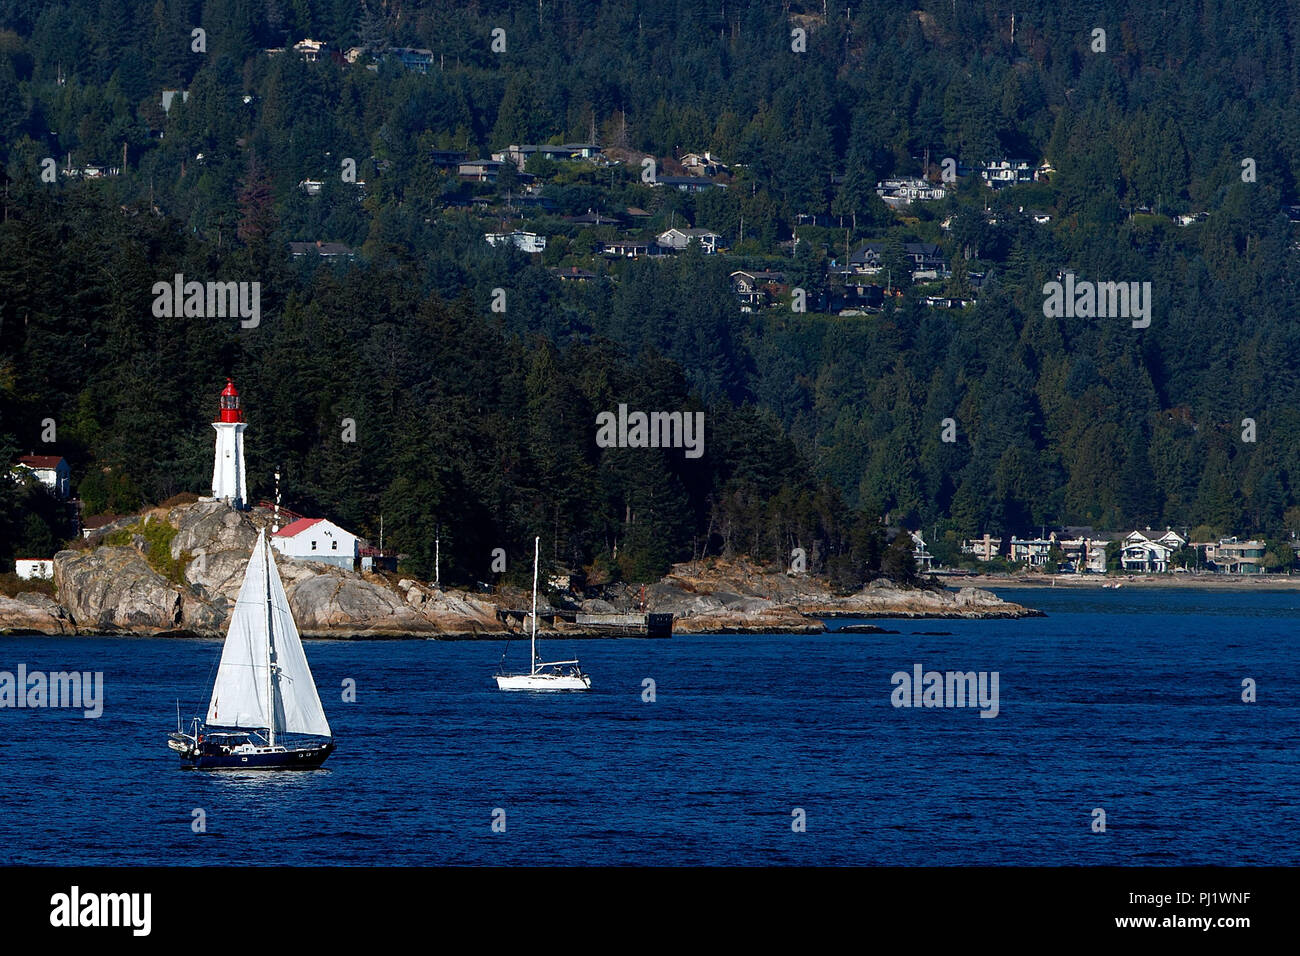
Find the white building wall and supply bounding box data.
[16,559,54,580]
[271,519,359,568]
[211,422,248,509]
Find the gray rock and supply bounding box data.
[54,547,186,633]
[0,593,75,634]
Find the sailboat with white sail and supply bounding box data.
[168,528,335,769]
[495,537,591,691]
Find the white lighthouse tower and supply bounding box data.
[210,378,248,509]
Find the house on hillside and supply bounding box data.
[551,266,597,282]
[485,230,546,253]
[494,143,602,171]
[652,175,720,193]
[565,210,623,228]
[875,178,948,207]
[910,531,933,571]
[657,227,721,254]
[730,270,787,311]
[847,241,946,279]
[15,559,54,580]
[271,517,360,569]
[430,149,469,168]
[385,47,434,73]
[601,239,654,258]
[681,151,727,176]
[292,38,329,62]
[289,241,356,260]
[10,455,71,499]
[458,159,506,183]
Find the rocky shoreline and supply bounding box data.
[0,501,1040,638]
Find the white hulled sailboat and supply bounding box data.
[495,537,591,691]
[168,528,335,768]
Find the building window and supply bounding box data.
[311,540,316,551]
[332,540,337,550]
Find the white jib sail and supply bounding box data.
[206,530,331,738]
[264,535,331,737]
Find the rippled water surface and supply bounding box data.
[1,586,1296,865]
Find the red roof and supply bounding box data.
[18,455,65,469]
[272,517,323,538]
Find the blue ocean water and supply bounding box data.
[1,586,1297,865]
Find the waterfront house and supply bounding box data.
[1120,529,1186,573]
[910,531,933,571]
[1009,535,1055,566]
[1208,537,1266,574]
[962,534,1001,562]
[1057,535,1108,573]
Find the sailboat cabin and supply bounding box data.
[271,517,360,569]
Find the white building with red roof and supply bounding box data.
[11,454,71,499]
[271,517,360,569]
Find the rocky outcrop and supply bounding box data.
[53,546,186,634]
[171,499,259,599]
[0,592,76,635]
[650,559,1040,627]
[288,572,438,637]
[800,583,1042,619]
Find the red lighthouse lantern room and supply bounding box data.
[218,378,244,423]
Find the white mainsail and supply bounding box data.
[206,530,331,738]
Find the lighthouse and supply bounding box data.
[210,378,248,509]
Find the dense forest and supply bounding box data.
[3,0,1300,580]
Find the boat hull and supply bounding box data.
[495,674,592,691]
[180,741,335,770]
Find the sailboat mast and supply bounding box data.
[530,536,539,675]
[263,533,276,748]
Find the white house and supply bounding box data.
[271,517,360,569]
[909,531,933,571]
[15,558,54,580]
[11,455,71,499]
[484,230,546,254]
[962,534,1000,561]
[1120,529,1186,573]
[1009,536,1054,566]
[656,227,720,254]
